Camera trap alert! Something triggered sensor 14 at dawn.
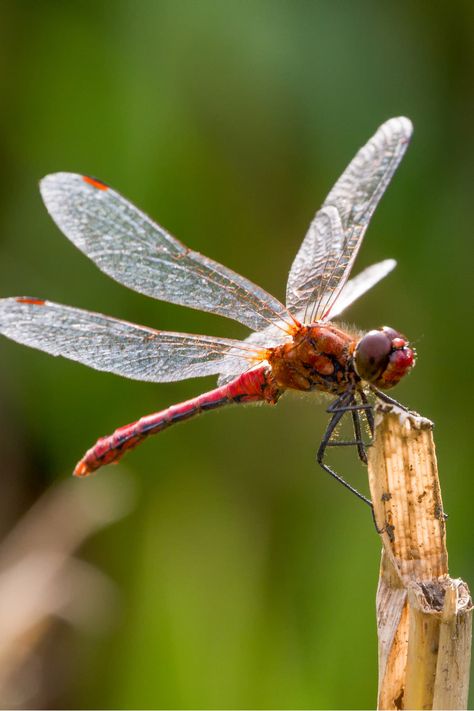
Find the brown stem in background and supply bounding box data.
[368,405,472,710]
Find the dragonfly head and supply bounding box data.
[354,326,415,389]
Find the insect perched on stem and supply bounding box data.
[0,117,415,515]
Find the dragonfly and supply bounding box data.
[0,116,415,513]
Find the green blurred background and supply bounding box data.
[0,1,473,708]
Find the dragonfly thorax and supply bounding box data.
[268,323,358,394]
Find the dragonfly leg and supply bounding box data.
[318,391,386,533]
[351,404,368,465]
[326,390,354,414]
[317,392,372,509]
[359,389,374,437]
[325,391,373,464]
[370,386,409,412]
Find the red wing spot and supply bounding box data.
[82,175,109,191]
[15,297,46,305]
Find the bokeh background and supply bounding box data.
[0,1,473,708]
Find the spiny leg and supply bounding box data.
[318,390,386,532]
[351,402,368,465]
[317,391,372,508]
[370,385,409,411]
[326,391,373,461]
[350,389,377,465]
[359,389,374,437]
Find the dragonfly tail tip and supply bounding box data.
[73,460,90,477]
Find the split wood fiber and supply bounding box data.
[368,405,472,710]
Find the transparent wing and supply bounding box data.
[299,259,396,323]
[40,174,293,334]
[286,117,412,321]
[0,298,266,383]
[217,319,292,385]
[285,206,344,321]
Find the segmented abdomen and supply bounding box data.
[74,366,281,476]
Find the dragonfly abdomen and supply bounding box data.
[74,366,282,477]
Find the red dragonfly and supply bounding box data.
[0,117,415,512]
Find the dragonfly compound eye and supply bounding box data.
[354,330,392,383]
[355,327,415,389]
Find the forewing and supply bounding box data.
[0,298,264,383]
[301,259,397,322]
[40,174,292,333]
[286,117,412,322]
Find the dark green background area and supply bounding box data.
[0,2,472,708]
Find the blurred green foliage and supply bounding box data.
[0,1,473,707]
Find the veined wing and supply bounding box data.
[40,174,294,334]
[0,298,266,383]
[286,117,412,322]
[301,259,397,323]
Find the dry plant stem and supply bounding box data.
[368,405,472,710]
